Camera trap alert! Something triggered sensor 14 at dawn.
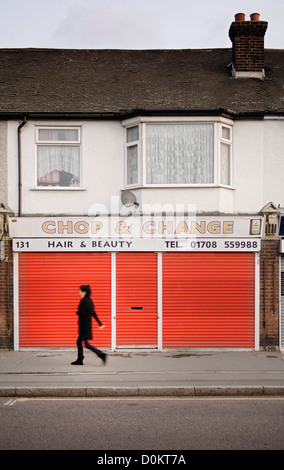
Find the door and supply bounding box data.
[116,252,158,347]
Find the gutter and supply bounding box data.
[1,109,284,122]
[17,116,27,217]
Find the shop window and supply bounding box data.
[36,127,81,187]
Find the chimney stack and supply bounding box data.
[229,13,268,78]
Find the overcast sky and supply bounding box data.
[0,0,283,50]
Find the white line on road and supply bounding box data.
[3,399,18,406]
[16,396,284,402]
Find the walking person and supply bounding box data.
[71,284,107,365]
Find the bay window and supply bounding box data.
[124,118,233,188]
[146,124,214,184]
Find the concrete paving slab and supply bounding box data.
[0,349,283,397]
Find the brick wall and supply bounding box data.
[0,238,13,349]
[260,239,279,346]
[231,35,265,72]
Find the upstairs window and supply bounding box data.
[36,127,81,187]
[220,125,232,186]
[124,119,233,188]
[146,123,214,185]
[126,125,139,186]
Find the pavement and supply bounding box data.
[0,348,284,398]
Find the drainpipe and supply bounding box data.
[17,116,27,216]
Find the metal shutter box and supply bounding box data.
[162,252,255,348]
[116,252,158,347]
[18,252,111,348]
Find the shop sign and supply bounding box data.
[13,237,260,252]
[9,216,262,252]
[9,216,262,238]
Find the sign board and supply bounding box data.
[9,216,262,252]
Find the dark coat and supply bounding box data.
[76,296,102,340]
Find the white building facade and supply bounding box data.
[1,13,284,350]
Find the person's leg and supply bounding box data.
[85,339,107,363]
[71,335,84,365]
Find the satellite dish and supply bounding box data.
[121,190,139,207]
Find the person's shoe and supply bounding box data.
[71,357,84,365]
[101,353,107,365]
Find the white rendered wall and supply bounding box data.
[7,117,284,216]
[7,120,125,215]
[263,118,284,208]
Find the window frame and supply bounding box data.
[125,125,140,187]
[219,123,233,187]
[35,126,82,189]
[123,117,233,189]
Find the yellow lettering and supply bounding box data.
[191,221,206,234]
[158,221,173,234]
[42,221,56,234]
[115,221,131,234]
[223,221,234,234]
[207,221,221,234]
[91,221,103,234]
[58,221,73,234]
[174,221,190,234]
[74,221,89,234]
[142,221,156,234]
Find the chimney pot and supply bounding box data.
[235,13,245,21]
[250,13,260,21]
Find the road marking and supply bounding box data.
[16,396,284,402]
[3,398,18,406]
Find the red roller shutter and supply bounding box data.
[18,252,111,348]
[162,252,255,348]
[116,253,158,347]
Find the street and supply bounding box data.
[0,396,283,451]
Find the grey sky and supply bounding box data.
[0,0,283,50]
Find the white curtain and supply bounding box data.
[37,146,80,186]
[127,145,138,185]
[38,128,78,142]
[146,124,214,184]
[220,142,230,185]
[37,129,80,186]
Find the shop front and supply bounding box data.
[10,215,262,350]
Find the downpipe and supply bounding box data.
[17,116,27,217]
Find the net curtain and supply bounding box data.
[146,124,214,184]
[37,129,80,186]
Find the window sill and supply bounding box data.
[30,187,87,191]
[125,184,235,190]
